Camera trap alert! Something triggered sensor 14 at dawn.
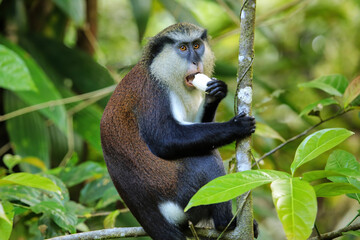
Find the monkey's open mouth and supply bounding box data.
[185,72,200,87]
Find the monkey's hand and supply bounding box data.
[205,78,227,104]
[231,112,256,138]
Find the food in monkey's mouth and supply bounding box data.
[192,73,212,92]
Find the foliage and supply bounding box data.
[0,0,360,239]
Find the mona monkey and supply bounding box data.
[100,23,256,240]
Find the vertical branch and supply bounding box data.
[235,0,256,239]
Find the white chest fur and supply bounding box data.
[170,90,205,124]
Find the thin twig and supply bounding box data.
[253,109,351,167]
[0,143,11,156]
[188,221,200,240]
[0,85,116,122]
[308,222,360,240]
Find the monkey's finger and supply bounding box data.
[208,87,225,96]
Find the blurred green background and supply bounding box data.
[0,0,359,239]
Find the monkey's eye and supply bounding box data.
[179,45,187,51]
[193,43,200,49]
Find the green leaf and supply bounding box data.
[299,98,339,117]
[0,37,68,134]
[325,150,360,202]
[2,154,22,172]
[31,201,77,233]
[130,0,152,41]
[298,74,348,96]
[0,173,60,193]
[52,0,85,26]
[4,91,50,171]
[255,122,285,142]
[103,210,120,229]
[185,170,290,211]
[0,44,36,91]
[80,175,115,205]
[271,178,317,240]
[59,162,106,187]
[313,183,360,197]
[95,187,121,209]
[302,169,360,182]
[343,76,360,108]
[0,201,14,240]
[291,128,354,175]
[344,231,360,237]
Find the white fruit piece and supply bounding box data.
[192,74,212,92]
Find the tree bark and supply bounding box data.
[234,0,257,239]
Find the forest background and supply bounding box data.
[0,0,360,239]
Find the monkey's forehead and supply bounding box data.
[157,23,206,42]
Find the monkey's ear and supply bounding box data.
[201,30,208,40]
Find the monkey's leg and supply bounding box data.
[211,201,236,231]
[135,208,186,240]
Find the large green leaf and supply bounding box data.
[0,44,36,91]
[313,182,360,197]
[0,201,14,240]
[291,128,354,175]
[31,201,77,233]
[0,37,68,134]
[0,173,60,193]
[19,35,113,153]
[298,74,348,97]
[22,34,115,108]
[185,170,290,211]
[4,91,50,171]
[130,0,152,42]
[271,178,317,240]
[343,76,360,108]
[52,0,85,26]
[299,98,339,117]
[325,150,360,202]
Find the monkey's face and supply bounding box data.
[148,23,215,93]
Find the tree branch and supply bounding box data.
[308,222,360,240]
[253,109,351,167]
[234,0,256,239]
[0,85,116,122]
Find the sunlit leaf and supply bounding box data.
[314,182,360,197]
[299,98,339,117]
[291,128,354,175]
[2,154,22,172]
[271,178,317,240]
[343,76,360,108]
[0,201,14,240]
[103,210,120,229]
[0,173,60,193]
[0,44,36,91]
[255,122,285,142]
[298,74,348,96]
[52,0,85,26]
[185,170,290,211]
